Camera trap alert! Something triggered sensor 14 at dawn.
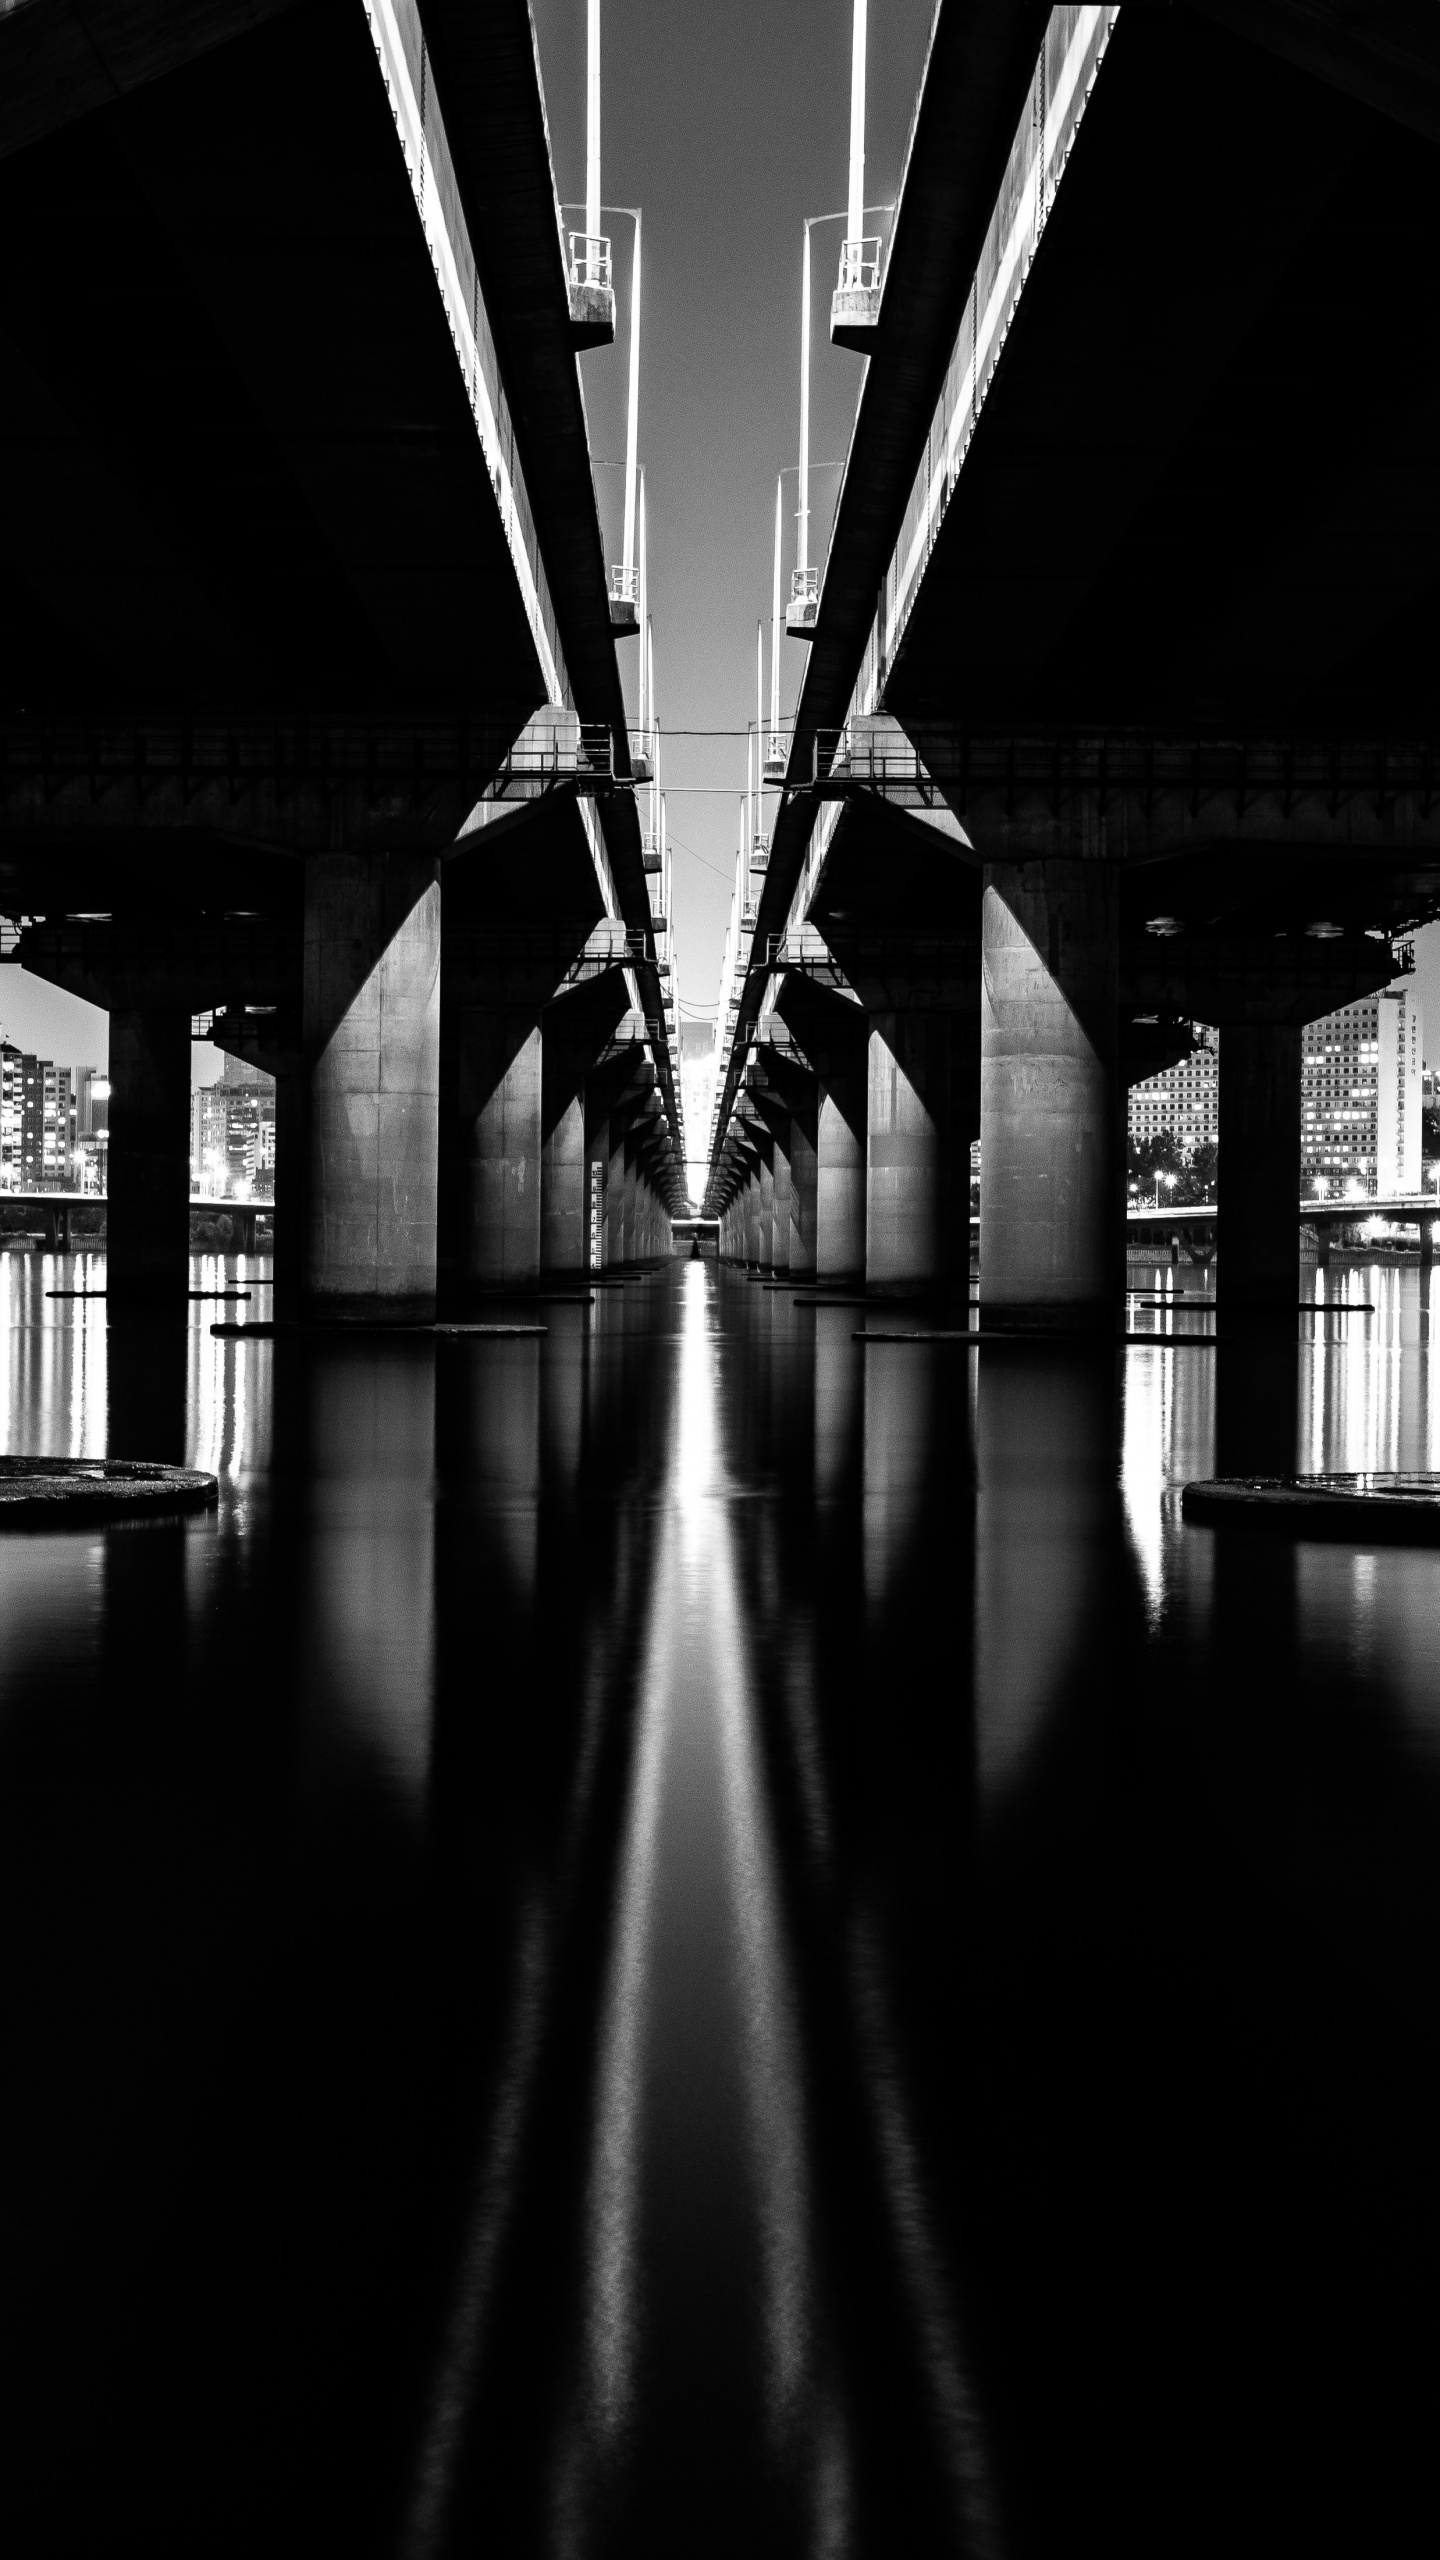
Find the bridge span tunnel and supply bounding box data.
[0,0,685,1309]
[709,0,1440,1330]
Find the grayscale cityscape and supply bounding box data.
[1,3,1438,2556]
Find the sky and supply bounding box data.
[531,0,937,1033]
[8,0,1439,1100]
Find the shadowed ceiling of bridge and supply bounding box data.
[0,1,544,719]
[710,0,1440,1191]
[886,8,1440,734]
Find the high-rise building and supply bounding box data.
[74,1065,109,1192]
[1127,1026,1219,1156]
[0,1042,74,1189]
[190,1066,277,1198]
[1302,982,1423,1196]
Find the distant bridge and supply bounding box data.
[0,1195,273,1251]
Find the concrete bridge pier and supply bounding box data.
[107,1008,194,1304]
[1217,1024,1302,1320]
[817,1077,866,1280]
[303,852,440,1320]
[273,1069,307,1301]
[760,1056,817,1276]
[541,1083,585,1276]
[622,1131,640,1261]
[757,1109,793,1274]
[458,1013,543,1292]
[866,1011,952,1291]
[788,1101,818,1274]
[756,1139,776,1271]
[607,1114,629,1264]
[978,861,1120,1329]
[742,1173,760,1267]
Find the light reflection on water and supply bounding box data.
[0,1257,1436,2556]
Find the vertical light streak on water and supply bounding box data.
[0,1255,12,1451]
[573,1262,812,2505]
[1120,1353,1167,1628]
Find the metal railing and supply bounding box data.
[568,232,612,291]
[836,235,881,293]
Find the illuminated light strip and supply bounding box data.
[770,6,1118,980]
[881,4,1117,686]
[362,0,621,920]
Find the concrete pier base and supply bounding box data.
[757,1147,775,1270]
[304,852,440,1319]
[1218,1023,1302,1320]
[978,860,1119,1328]
[460,1016,542,1291]
[817,1078,866,1280]
[541,1084,586,1275]
[273,1067,306,1300]
[866,1012,951,1290]
[789,1100,818,1274]
[107,1008,192,1305]
[766,1116,793,1275]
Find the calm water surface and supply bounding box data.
[1,1251,1437,2556]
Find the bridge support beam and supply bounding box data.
[978,861,1119,1328]
[817,1077,866,1280]
[458,1015,542,1291]
[541,1085,585,1275]
[1218,1024,1301,1319]
[107,1008,192,1305]
[866,1011,951,1290]
[788,1098,817,1274]
[743,1173,760,1267]
[304,852,440,1319]
[755,1109,793,1274]
[756,1141,775,1270]
[273,1068,307,1301]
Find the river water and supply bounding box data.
[0,1251,1436,2557]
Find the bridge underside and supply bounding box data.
[715,4,1440,1316]
[0,0,682,1293]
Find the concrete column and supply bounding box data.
[623,1134,639,1260]
[979,860,1119,1325]
[541,1084,586,1275]
[817,1079,866,1280]
[1218,1024,1301,1317]
[584,1121,609,1272]
[757,1146,775,1269]
[460,1016,542,1290]
[744,1175,761,1266]
[866,1012,950,1290]
[273,1066,306,1299]
[788,1097,818,1276]
[606,1120,626,1263]
[107,1008,192,1304]
[767,1113,793,1275]
[304,851,440,1317]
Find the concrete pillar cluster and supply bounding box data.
[710,878,1306,1326]
[978,860,1119,1327]
[101,847,678,1311]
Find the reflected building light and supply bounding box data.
[1120,1356,1167,1631]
